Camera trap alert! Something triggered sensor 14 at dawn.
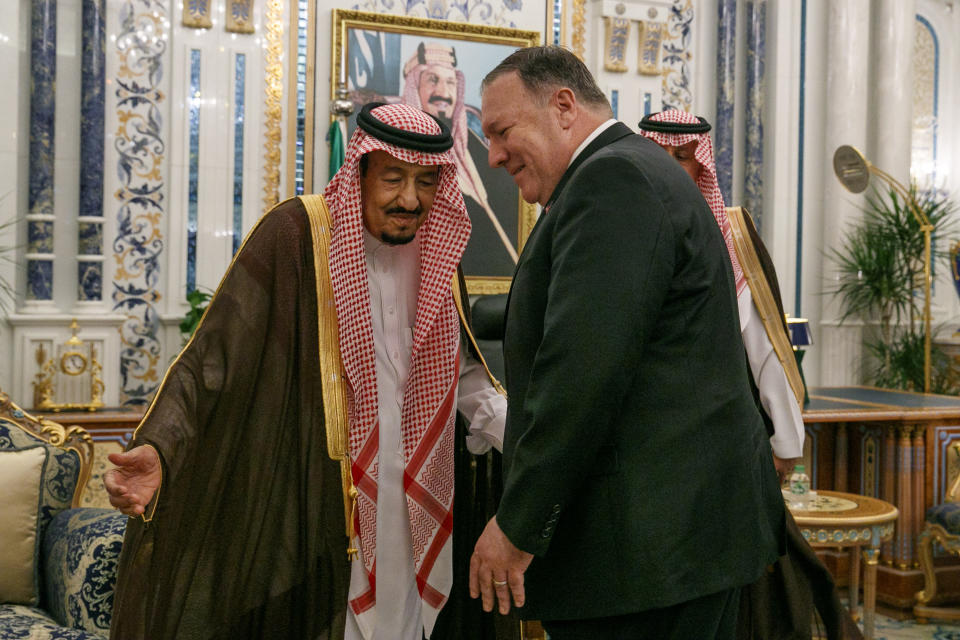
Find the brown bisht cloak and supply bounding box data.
[110,197,515,640]
[731,208,862,640]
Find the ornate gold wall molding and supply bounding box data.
[572,0,586,59]
[262,0,283,212]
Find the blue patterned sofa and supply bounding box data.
[0,391,127,639]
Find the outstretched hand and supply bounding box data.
[104,445,162,516]
[469,516,533,614]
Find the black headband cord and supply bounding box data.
[356,102,454,153]
[638,113,712,135]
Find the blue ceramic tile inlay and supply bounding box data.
[744,0,766,232]
[233,53,246,255]
[643,92,652,116]
[78,261,103,301]
[80,0,106,219]
[552,0,562,45]
[187,48,201,295]
[715,0,736,206]
[794,0,807,315]
[29,0,57,217]
[294,0,308,195]
[28,219,54,253]
[27,259,53,301]
[78,221,103,255]
[610,89,618,120]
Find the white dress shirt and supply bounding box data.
[344,231,506,640]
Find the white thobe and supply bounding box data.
[344,231,506,640]
[738,287,805,459]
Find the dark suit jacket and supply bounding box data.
[497,122,785,622]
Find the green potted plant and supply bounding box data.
[830,184,956,392]
[0,214,17,318]
[178,287,213,345]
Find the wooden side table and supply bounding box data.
[789,490,898,639]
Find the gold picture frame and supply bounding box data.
[331,10,540,295]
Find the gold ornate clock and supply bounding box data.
[59,334,89,376]
[33,319,104,411]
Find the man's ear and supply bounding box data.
[553,87,578,128]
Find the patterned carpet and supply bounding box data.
[872,615,960,640]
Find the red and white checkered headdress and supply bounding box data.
[639,109,746,296]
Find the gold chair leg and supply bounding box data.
[915,527,939,604]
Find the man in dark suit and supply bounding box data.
[467,46,785,639]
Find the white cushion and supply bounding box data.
[0,446,47,605]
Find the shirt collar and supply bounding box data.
[567,119,618,169]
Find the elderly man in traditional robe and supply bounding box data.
[104,102,510,640]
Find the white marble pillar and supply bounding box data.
[870,0,915,184]
[818,0,871,386]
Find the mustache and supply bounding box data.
[385,206,423,216]
[428,96,453,106]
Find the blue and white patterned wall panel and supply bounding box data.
[351,0,526,28]
[661,0,694,113]
[110,0,169,405]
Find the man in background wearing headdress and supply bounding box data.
[402,42,520,278]
[638,110,805,480]
[639,109,861,640]
[105,102,512,640]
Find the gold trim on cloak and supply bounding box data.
[451,275,507,397]
[726,206,806,407]
[299,194,359,560]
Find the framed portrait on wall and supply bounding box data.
[331,10,540,294]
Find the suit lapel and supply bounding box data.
[544,122,635,212]
[504,122,634,335]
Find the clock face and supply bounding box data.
[60,351,88,376]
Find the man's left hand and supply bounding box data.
[774,455,802,484]
[469,516,534,614]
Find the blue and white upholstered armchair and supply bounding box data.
[0,390,127,639]
[915,443,960,624]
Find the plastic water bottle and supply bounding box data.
[788,465,812,509]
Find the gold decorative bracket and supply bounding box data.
[603,17,630,72]
[226,0,255,34]
[182,0,213,29]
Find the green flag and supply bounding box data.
[328,117,347,180]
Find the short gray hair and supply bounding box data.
[482,46,611,115]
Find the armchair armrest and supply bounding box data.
[41,508,127,634]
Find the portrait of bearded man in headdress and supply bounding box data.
[343,29,532,286]
[400,42,521,280]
